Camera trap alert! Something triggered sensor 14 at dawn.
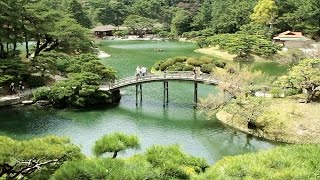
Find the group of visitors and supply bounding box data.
[9,81,24,95]
[135,66,148,79]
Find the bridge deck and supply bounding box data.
[99,72,218,91]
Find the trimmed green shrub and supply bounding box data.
[173,62,184,71]
[186,57,203,67]
[173,56,188,63]
[270,87,283,98]
[201,63,216,73]
[199,56,214,64]
[183,65,193,71]
[159,58,175,71]
[154,60,164,70]
[213,61,226,68]
[284,88,300,96]
[33,87,50,100]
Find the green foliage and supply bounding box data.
[195,144,320,179]
[52,157,158,180]
[186,57,203,67]
[251,0,278,26]
[171,10,192,35]
[154,56,224,73]
[205,34,280,58]
[145,145,209,179]
[93,132,140,158]
[68,0,92,28]
[275,59,320,102]
[270,87,283,98]
[200,63,216,74]
[95,0,128,26]
[182,65,194,71]
[32,53,116,107]
[238,23,274,38]
[0,135,82,179]
[225,96,270,129]
[124,15,156,37]
[278,0,320,39]
[33,72,110,107]
[113,30,129,37]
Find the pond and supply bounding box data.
[0,40,287,164]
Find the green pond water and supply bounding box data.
[0,40,287,164]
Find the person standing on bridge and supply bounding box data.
[9,82,15,95]
[141,66,146,77]
[136,66,141,80]
[193,67,196,78]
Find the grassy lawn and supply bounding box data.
[216,98,320,144]
[195,46,269,62]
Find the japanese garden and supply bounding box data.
[0,0,320,179]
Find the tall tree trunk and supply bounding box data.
[0,42,4,52]
[35,38,41,57]
[35,35,51,57]
[25,35,29,58]
[112,151,118,158]
[13,42,17,51]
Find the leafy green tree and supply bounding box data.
[53,144,208,180]
[171,10,192,35]
[275,59,320,102]
[192,0,212,30]
[225,96,269,129]
[209,0,256,33]
[95,0,128,26]
[93,132,140,158]
[52,157,158,180]
[251,0,278,28]
[205,34,280,58]
[131,0,169,22]
[199,65,269,119]
[145,145,209,179]
[68,0,92,28]
[238,23,274,39]
[278,0,320,39]
[0,136,82,179]
[123,15,156,37]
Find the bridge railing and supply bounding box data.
[100,71,218,90]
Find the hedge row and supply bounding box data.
[153,56,226,73]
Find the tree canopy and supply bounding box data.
[0,136,82,179]
[93,132,140,158]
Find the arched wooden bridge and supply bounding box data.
[99,71,218,107]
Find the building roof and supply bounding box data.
[91,25,128,32]
[92,25,116,32]
[273,31,311,41]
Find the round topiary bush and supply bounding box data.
[159,58,175,71]
[201,63,216,74]
[173,56,188,63]
[183,65,193,71]
[199,56,214,64]
[186,57,203,67]
[173,62,184,71]
[213,61,226,68]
